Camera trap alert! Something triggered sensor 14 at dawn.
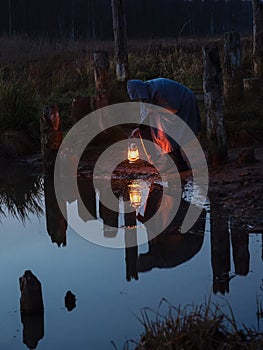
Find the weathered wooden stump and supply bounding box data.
[19,270,44,314]
[243,78,261,96]
[71,96,91,124]
[40,103,62,173]
[94,91,110,110]
[252,0,263,79]
[94,51,110,109]
[111,0,129,82]
[202,45,228,166]
[236,147,256,166]
[223,31,243,105]
[94,51,110,91]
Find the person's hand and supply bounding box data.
[130,127,140,138]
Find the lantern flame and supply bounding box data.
[129,180,143,208]
[128,142,139,163]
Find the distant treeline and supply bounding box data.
[1,0,253,40]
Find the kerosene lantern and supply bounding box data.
[127,141,139,163]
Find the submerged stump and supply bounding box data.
[64,290,76,311]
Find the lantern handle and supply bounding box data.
[139,134,152,164]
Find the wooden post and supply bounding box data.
[111,0,129,82]
[223,31,243,105]
[252,0,263,79]
[93,51,110,109]
[40,103,62,173]
[203,45,227,166]
[236,147,256,166]
[243,78,261,97]
[19,270,44,314]
[94,51,110,91]
[71,96,91,124]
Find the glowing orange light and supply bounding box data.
[127,142,139,163]
[129,181,142,208]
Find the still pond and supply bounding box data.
[0,164,262,349]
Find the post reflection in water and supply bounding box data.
[21,312,44,350]
[77,176,97,223]
[209,192,251,294]
[231,227,250,276]
[210,193,231,295]
[43,175,67,247]
[99,184,119,238]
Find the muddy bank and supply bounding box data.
[209,147,263,232]
[8,144,263,234]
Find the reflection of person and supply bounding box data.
[127,78,201,172]
[137,183,206,272]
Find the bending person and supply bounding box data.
[127,78,201,172]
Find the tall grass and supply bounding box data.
[0,77,39,131]
[125,299,263,350]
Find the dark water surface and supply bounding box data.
[0,165,262,349]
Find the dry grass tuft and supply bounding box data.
[125,299,263,350]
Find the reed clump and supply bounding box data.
[131,300,263,350]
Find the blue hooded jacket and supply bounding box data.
[127,78,201,153]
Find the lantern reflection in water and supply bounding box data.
[128,180,147,209]
[127,142,139,163]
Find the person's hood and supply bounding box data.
[127,80,150,101]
